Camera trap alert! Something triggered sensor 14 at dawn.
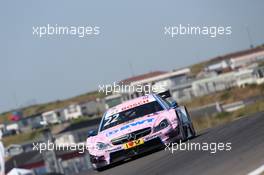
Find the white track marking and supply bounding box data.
[248,164,264,175]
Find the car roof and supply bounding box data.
[106,94,157,116]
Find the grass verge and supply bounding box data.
[193,100,264,131]
[2,128,44,147]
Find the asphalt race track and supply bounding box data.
[87,112,264,175]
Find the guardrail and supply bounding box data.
[222,101,245,112]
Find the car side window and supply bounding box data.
[163,98,173,108]
[156,95,170,109]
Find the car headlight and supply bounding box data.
[96,142,110,150]
[153,119,169,132]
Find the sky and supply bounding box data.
[0,0,264,113]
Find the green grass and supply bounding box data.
[2,128,44,146]
[2,115,102,146]
[184,84,264,109]
[70,115,100,125]
[192,100,264,131]
[258,60,264,67]
[190,61,208,75]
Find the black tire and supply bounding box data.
[179,123,187,141]
[190,123,196,138]
[96,167,105,172]
[186,124,196,139]
[184,106,196,139]
[92,164,106,172]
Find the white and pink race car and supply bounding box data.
[86,92,196,170]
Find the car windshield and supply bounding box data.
[100,101,163,131]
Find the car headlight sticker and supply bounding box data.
[96,142,110,150]
[154,119,169,132]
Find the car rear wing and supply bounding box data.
[157,90,171,99]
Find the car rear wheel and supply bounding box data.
[179,123,187,141]
[92,163,106,172]
[186,124,196,139]
[189,123,196,138]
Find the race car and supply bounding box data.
[86,92,196,170]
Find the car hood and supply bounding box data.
[88,110,169,144]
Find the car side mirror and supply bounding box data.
[88,129,97,137]
[171,101,178,109]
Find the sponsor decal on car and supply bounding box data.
[123,138,144,149]
[105,118,155,137]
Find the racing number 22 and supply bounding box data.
[104,114,119,126]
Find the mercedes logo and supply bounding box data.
[126,133,136,141]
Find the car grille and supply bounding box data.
[110,137,163,163]
[111,127,151,145]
